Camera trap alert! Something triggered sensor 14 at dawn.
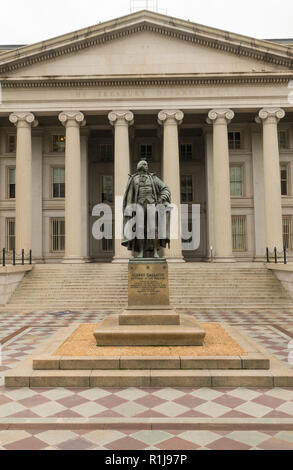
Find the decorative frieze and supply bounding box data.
[1,75,291,89]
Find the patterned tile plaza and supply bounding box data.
[0,308,293,450]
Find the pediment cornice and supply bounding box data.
[0,11,293,74]
[1,73,291,89]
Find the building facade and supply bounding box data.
[0,10,292,263]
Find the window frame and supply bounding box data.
[139,143,153,162]
[230,164,244,198]
[6,134,16,154]
[180,143,193,161]
[279,130,288,150]
[6,218,15,252]
[283,215,292,251]
[101,174,114,204]
[99,143,114,162]
[232,215,247,252]
[51,166,65,199]
[51,134,66,153]
[50,218,65,253]
[228,131,242,151]
[6,166,16,200]
[180,174,194,203]
[280,162,290,197]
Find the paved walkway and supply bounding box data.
[0,308,293,450]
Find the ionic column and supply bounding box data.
[158,110,184,262]
[207,109,235,262]
[9,112,38,254]
[256,108,285,252]
[108,110,134,263]
[59,111,86,263]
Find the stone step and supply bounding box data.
[6,368,292,388]
[32,355,270,371]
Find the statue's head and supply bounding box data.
[137,160,148,172]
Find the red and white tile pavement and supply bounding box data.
[0,309,293,450]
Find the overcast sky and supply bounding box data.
[0,0,292,45]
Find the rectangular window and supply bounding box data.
[101,175,114,203]
[6,218,15,252]
[230,165,243,197]
[51,218,65,252]
[52,168,65,198]
[181,175,193,203]
[100,144,113,162]
[8,168,15,199]
[7,135,16,153]
[52,135,66,152]
[280,164,289,196]
[279,131,287,150]
[180,144,193,161]
[283,216,292,251]
[232,215,247,251]
[228,132,241,150]
[140,144,153,162]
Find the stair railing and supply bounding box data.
[2,249,32,267]
[266,247,287,265]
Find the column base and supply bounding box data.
[112,257,130,264]
[212,256,236,263]
[62,257,88,264]
[166,257,186,263]
[32,257,45,264]
[254,256,266,263]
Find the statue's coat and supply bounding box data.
[122,172,171,253]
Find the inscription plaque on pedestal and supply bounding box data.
[128,260,170,307]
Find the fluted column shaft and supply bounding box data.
[109,110,134,262]
[158,110,184,261]
[9,112,38,254]
[207,109,235,262]
[59,111,86,263]
[256,108,285,252]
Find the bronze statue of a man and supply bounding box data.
[122,160,171,258]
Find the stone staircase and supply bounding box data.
[2,263,293,312]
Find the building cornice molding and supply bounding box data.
[1,74,292,89]
[0,15,293,75]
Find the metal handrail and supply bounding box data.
[266,247,287,265]
[1,249,32,267]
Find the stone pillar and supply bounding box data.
[251,127,266,260]
[59,111,86,263]
[158,110,184,262]
[9,112,38,255]
[256,108,285,253]
[207,109,235,262]
[204,128,215,260]
[108,110,134,263]
[80,129,89,261]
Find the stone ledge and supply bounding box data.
[7,367,293,388]
[32,354,270,371]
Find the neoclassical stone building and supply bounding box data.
[0,10,292,263]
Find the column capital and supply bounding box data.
[206,109,234,125]
[158,109,184,126]
[59,111,86,127]
[255,108,285,124]
[9,112,38,128]
[108,110,134,127]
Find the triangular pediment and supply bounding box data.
[0,10,292,78]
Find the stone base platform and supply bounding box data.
[5,322,293,388]
[94,313,206,346]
